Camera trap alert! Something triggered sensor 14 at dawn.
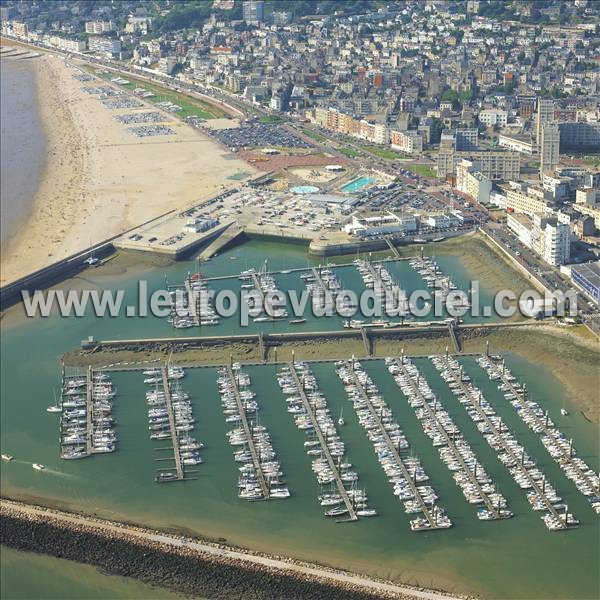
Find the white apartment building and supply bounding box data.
[49,36,86,52]
[479,108,508,127]
[456,159,492,204]
[507,213,570,266]
[85,20,114,34]
[88,36,121,56]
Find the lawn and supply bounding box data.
[93,69,228,120]
[360,145,401,160]
[404,164,436,178]
[301,128,327,143]
[338,147,361,159]
[259,115,285,124]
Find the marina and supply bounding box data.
[279,361,362,521]
[388,357,511,521]
[59,367,117,460]
[433,355,577,531]
[335,359,451,531]
[354,257,409,318]
[144,364,202,482]
[218,363,289,501]
[479,355,600,512]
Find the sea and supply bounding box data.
[0,240,598,599]
[0,57,45,250]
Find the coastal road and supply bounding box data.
[1,499,460,600]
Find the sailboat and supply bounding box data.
[47,388,61,413]
[83,247,99,267]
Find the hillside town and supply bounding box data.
[2,0,599,309]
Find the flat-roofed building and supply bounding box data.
[558,122,600,152]
[536,97,555,145]
[540,123,560,176]
[390,129,423,154]
[571,262,600,305]
[498,133,535,154]
[437,150,520,180]
[506,187,551,215]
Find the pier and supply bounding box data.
[385,238,401,258]
[491,358,599,498]
[224,365,270,500]
[160,368,185,481]
[448,321,462,353]
[439,357,571,529]
[86,367,93,456]
[287,362,358,521]
[183,278,200,326]
[391,358,506,520]
[343,362,443,529]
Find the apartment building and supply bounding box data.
[85,20,114,34]
[437,150,520,180]
[540,123,560,176]
[558,122,600,151]
[479,108,508,127]
[456,159,492,204]
[390,129,423,155]
[88,36,121,56]
[506,186,551,215]
[536,97,555,145]
[507,213,571,266]
[49,36,87,52]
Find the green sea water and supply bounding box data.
[1,240,598,599]
[0,546,183,599]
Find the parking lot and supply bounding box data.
[208,123,313,150]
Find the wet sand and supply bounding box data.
[0,52,255,285]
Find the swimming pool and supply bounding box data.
[340,176,376,193]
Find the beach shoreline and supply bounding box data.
[0,50,255,286]
[0,498,460,600]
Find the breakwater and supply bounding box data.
[0,501,435,600]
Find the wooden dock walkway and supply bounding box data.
[86,367,93,456]
[287,362,358,522]
[161,368,185,481]
[391,358,505,520]
[441,357,570,529]
[183,278,200,326]
[224,365,270,499]
[344,362,443,529]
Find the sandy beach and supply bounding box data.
[0,52,255,284]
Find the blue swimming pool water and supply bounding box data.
[340,176,376,193]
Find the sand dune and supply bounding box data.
[0,54,255,284]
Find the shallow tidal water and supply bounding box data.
[1,240,598,599]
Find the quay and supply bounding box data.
[183,277,200,327]
[160,367,185,481]
[391,358,506,520]
[224,365,270,500]
[440,357,571,529]
[491,358,599,497]
[343,361,443,529]
[86,367,93,456]
[91,320,549,353]
[287,362,358,522]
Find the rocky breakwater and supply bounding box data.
[1,501,431,600]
